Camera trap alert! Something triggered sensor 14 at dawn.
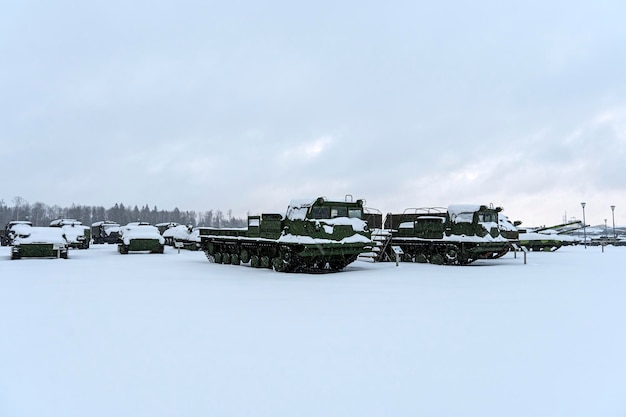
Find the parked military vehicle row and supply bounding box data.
[4,194,616,270]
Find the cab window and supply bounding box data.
[331,207,347,218]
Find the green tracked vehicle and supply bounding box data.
[198,196,373,273]
[2,221,33,246]
[10,226,69,259]
[50,219,90,249]
[378,204,512,265]
[91,221,122,244]
[118,223,165,254]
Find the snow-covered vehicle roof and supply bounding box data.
[50,219,83,227]
[162,224,193,240]
[92,220,120,227]
[121,224,165,244]
[12,227,68,245]
[285,196,365,221]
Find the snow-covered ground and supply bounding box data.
[1,244,624,417]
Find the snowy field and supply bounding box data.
[1,244,624,417]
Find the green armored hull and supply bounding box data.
[119,238,164,254]
[199,197,373,273]
[12,243,69,259]
[10,226,69,260]
[118,224,165,254]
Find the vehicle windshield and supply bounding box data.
[478,212,498,223]
[309,206,360,219]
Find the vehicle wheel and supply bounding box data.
[415,253,428,263]
[430,253,444,265]
[250,255,260,268]
[230,253,240,265]
[240,248,250,263]
[272,257,285,272]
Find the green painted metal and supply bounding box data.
[381,205,512,265]
[199,197,373,273]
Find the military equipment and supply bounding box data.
[10,226,69,259]
[372,204,512,265]
[50,219,90,249]
[91,221,122,244]
[198,196,372,273]
[118,223,165,254]
[2,221,33,246]
[162,224,200,250]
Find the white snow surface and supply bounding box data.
[1,245,625,417]
[162,224,193,240]
[59,224,89,243]
[11,226,68,245]
[277,233,372,245]
[315,216,368,231]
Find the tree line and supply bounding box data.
[0,197,246,229]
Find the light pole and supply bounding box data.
[611,205,616,240]
[581,202,587,248]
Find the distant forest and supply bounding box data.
[0,197,247,228]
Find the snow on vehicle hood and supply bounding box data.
[121,225,165,245]
[13,227,68,245]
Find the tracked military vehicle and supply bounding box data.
[91,221,121,244]
[10,226,69,259]
[118,223,165,254]
[198,196,372,273]
[377,204,511,265]
[50,219,90,249]
[2,221,33,246]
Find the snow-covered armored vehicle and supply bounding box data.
[1,221,33,246]
[50,219,90,249]
[198,196,373,273]
[118,223,165,254]
[156,222,180,236]
[162,224,200,250]
[377,204,511,265]
[10,226,69,259]
[91,221,122,244]
[516,220,582,251]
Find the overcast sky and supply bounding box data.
[2,1,626,226]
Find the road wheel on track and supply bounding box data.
[430,253,444,265]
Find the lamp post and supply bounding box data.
[611,205,616,240]
[581,202,587,248]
